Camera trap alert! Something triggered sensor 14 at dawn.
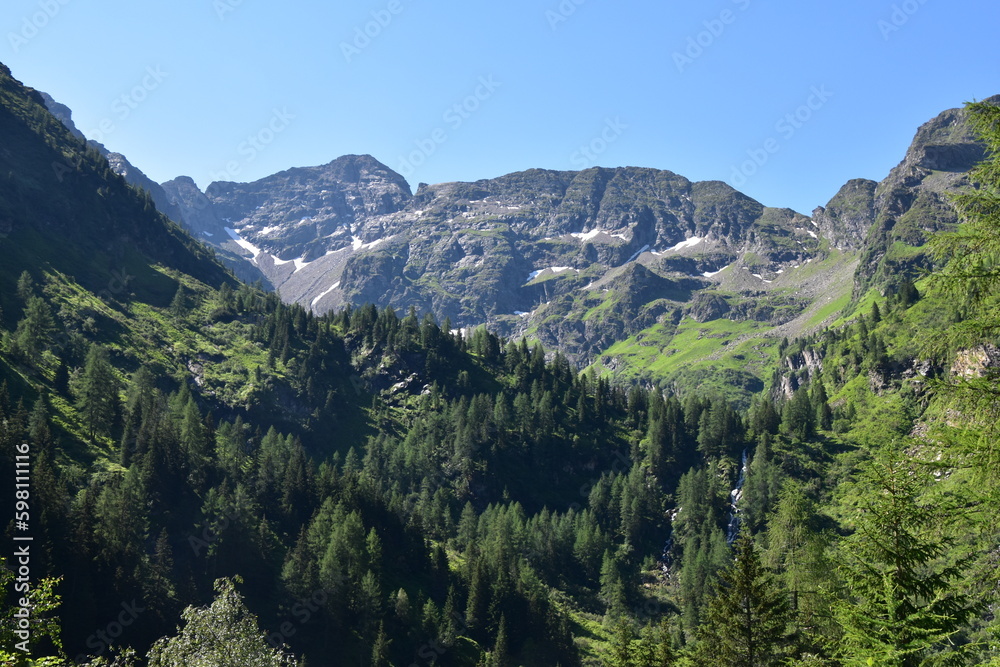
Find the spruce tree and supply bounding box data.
[928,98,1000,468]
[170,283,187,318]
[832,447,978,666]
[607,618,637,667]
[694,532,792,666]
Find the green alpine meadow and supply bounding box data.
[1,18,1000,667]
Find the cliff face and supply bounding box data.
[851,98,998,295]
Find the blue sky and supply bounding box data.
[5,0,999,214]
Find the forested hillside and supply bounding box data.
[1,59,999,667]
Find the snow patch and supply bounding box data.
[224,227,263,257]
[702,265,728,278]
[352,236,389,251]
[201,231,214,237]
[667,236,703,252]
[310,282,341,309]
[526,266,575,283]
[808,231,818,239]
[570,229,631,243]
[571,229,604,242]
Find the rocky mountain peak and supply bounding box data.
[853,99,993,294]
[812,179,878,251]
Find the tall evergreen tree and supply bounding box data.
[74,344,121,439]
[13,295,56,360]
[693,532,792,667]
[832,447,979,666]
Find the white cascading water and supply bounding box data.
[726,449,749,544]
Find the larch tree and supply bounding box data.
[74,343,121,440]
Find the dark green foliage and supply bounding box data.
[693,533,792,666]
[781,386,814,441]
[832,447,979,666]
[12,295,56,361]
[73,343,121,440]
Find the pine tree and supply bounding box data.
[832,447,978,666]
[693,532,792,667]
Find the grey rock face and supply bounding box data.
[812,179,877,251]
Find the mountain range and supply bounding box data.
[39,86,996,401]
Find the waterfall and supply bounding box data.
[661,508,680,573]
[726,449,748,544]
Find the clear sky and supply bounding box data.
[5,0,999,214]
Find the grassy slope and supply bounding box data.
[589,250,860,406]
